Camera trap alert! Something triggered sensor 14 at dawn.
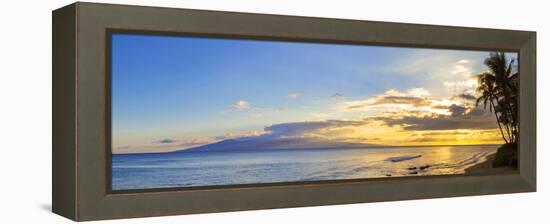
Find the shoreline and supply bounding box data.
[465,153,515,174]
[114,143,502,155]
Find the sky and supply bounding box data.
[111,33,518,154]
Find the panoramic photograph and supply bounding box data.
[110,34,519,190]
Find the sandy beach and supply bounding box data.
[465,153,516,174]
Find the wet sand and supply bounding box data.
[465,153,516,174]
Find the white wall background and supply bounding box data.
[0,0,547,223]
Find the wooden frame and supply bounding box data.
[52,2,536,221]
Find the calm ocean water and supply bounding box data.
[111,145,497,190]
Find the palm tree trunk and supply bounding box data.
[490,101,509,144]
[507,123,513,142]
[509,109,517,143]
[503,103,515,143]
[501,82,517,143]
[514,123,518,142]
[501,116,513,142]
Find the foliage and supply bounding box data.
[476,52,518,144]
[492,143,518,168]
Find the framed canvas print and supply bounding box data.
[52,2,536,221]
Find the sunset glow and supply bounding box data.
[111,34,516,154]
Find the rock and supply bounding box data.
[409,171,418,175]
[419,165,431,170]
[407,166,417,170]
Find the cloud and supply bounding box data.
[179,138,215,147]
[448,104,467,117]
[339,87,485,121]
[155,137,219,147]
[215,136,227,140]
[264,120,368,138]
[402,88,431,97]
[382,116,495,130]
[439,59,480,95]
[233,99,497,145]
[287,91,300,98]
[341,88,432,111]
[115,146,131,150]
[265,122,331,138]
[407,129,500,143]
[373,111,496,131]
[338,86,497,132]
[412,129,495,137]
[431,105,450,110]
[156,138,176,144]
[457,59,470,64]
[443,78,477,89]
[360,91,495,131]
[233,100,250,110]
[451,60,474,77]
[466,107,487,116]
[372,96,431,107]
[180,90,498,148]
[458,93,476,100]
[389,52,485,97]
[214,130,266,141]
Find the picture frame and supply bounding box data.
[52,2,536,221]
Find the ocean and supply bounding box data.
[111,145,497,190]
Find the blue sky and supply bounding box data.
[111,33,517,153]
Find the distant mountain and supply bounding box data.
[175,137,379,153]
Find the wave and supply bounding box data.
[386,155,422,162]
[428,151,493,173]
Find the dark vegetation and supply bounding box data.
[476,52,518,168]
[492,142,518,168]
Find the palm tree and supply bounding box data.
[476,74,508,143]
[475,52,518,144]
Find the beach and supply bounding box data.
[465,153,516,174]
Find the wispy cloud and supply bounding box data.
[451,59,474,77]
[156,138,176,144]
[154,137,213,147]
[115,145,131,150]
[442,59,480,92]
[232,100,250,110]
[214,130,265,141]
[178,138,216,148]
[456,59,470,64]
[388,51,486,97]
[264,120,368,138]
[287,91,300,98]
[443,79,477,88]
[340,88,433,111]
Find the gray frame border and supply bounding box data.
[53,2,536,221]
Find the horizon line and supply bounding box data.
[112,143,503,155]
